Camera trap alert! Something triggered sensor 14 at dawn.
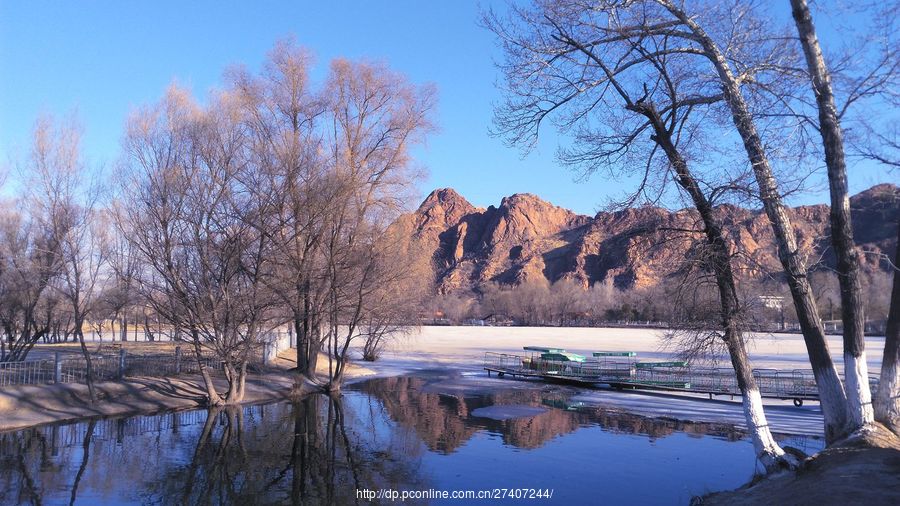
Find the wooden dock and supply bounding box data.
[483,351,824,406]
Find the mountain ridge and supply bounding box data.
[392,184,899,294]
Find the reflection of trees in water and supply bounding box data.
[68,419,96,506]
[0,428,49,505]
[0,377,823,504]
[147,395,428,504]
[357,376,755,452]
[0,394,429,505]
[357,376,482,453]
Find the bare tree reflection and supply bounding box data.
[0,376,822,504]
[68,419,95,506]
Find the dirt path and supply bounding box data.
[0,371,314,432]
[0,348,376,432]
[700,425,900,505]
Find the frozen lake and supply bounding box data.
[0,371,824,505]
[387,326,885,372]
[358,325,885,437]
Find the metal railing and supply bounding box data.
[0,359,55,387]
[484,352,826,400]
[0,348,227,389]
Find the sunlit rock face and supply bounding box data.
[393,184,899,294]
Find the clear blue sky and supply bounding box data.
[0,1,894,215]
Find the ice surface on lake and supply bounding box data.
[354,325,876,437]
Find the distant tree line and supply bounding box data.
[428,269,894,331]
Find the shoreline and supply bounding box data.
[0,346,389,433]
[3,345,898,505]
[701,426,900,505]
[0,322,850,436]
[0,370,318,433]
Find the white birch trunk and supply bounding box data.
[845,352,875,429]
[790,0,873,432]
[743,387,796,472]
[659,0,850,442]
[875,353,900,433]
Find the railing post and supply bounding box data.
[54,352,62,384]
[263,340,273,364]
[175,346,182,375]
[118,348,126,379]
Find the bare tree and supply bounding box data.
[102,204,140,342]
[360,227,428,361]
[228,41,437,387]
[876,219,900,434]
[857,116,900,435]
[484,0,799,469]
[789,0,875,430]
[549,279,589,326]
[0,204,61,361]
[120,86,272,405]
[317,57,435,391]
[228,40,328,379]
[629,0,849,441]
[26,116,106,403]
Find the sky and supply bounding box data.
[0,1,895,216]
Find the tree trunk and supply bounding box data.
[326,348,344,394]
[790,0,874,431]
[190,329,223,406]
[641,105,793,470]
[143,314,154,342]
[875,222,900,434]
[236,361,247,401]
[120,315,127,342]
[74,321,97,405]
[661,0,849,442]
[223,361,248,404]
[307,330,321,380]
[725,329,798,470]
[294,313,309,375]
[197,361,222,406]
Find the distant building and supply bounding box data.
[758,295,786,330]
[758,295,784,310]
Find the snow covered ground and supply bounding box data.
[359,326,887,437]
[380,325,884,372]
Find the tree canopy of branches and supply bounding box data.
[484,0,899,448]
[116,40,434,401]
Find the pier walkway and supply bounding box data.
[484,349,824,406]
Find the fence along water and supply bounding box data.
[0,347,225,388]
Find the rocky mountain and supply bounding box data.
[392,184,899,294]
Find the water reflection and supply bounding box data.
[355,375,753,452]
[1,395,425,505]
[0,373,824,505]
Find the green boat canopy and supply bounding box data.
[523,346,565,353]
[540,352,586,362]
[592,351,637,357]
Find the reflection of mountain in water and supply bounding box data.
[355,375,749,453]
[0,373,823,505]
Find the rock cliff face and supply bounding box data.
[394,184,899,294]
